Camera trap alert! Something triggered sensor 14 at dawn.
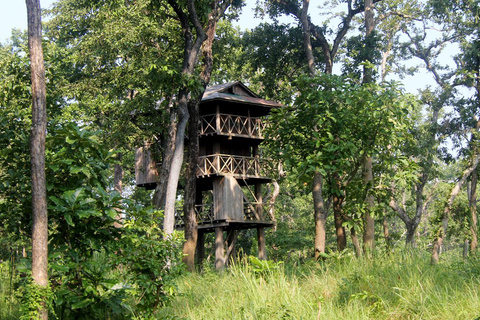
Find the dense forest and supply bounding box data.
[1,0,479,319]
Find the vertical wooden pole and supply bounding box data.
[216,104,221,134]
[257,228,267,260]
[255,183,266,260]
[215,227,225,270]
[196,231,205,268]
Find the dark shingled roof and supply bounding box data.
[202,81,283,108]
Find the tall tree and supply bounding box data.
[163,0,237,271]
[26,0,48,318]
[362,0,376,255]
[427,0,480,262]
[260,0,384,254]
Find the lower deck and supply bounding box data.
[176,219,274,233]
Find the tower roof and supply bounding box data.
[202,81,283,108]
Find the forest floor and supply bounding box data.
[158,250,480,319]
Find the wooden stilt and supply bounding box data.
[215,227,225,271]
[196,231,205,269]
[257,227,267,260]
[225,230,240,266]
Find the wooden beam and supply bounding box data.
[196,231,205,269]
[215,227,225,271]
[257,227,267,260]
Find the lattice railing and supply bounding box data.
[200,113,266,138]
[197,154,271,178]
[174,203,273,228]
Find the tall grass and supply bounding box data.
[158,250,480,319]
[0,261,20,319]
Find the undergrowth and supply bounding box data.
[2,249,479,319]
[158,250,480,319]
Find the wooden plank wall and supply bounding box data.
[135,144,158,186]
[213,175,244,221]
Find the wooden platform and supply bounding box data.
[176,219,274,233]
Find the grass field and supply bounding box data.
[1,249,479,319]
[158,250,480,319]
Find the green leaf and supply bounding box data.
[65,213,74,226]
[71,298,91,309]
[65,136,76,144]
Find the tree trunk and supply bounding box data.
[383,216,391,250]
[268,180,280,231]
[350,227,362,258]
[26,0,48,318]
[469,159,478,253]
[361,0,375,256]
[362,0,375,84]
[152,106,177,211]
[363,155,375,255]
[182,11,219,270]
[163,96,189,236]
[431,154,480,264]
[333,194,346,251]
[405,222,416,247]
[313,172,327,258]
[113,153,123,228]
[182,100,199,271]
[300,0,315,76]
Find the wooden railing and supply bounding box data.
[197,154,270,178]
[174,203,273,228]
[200,113,266,138]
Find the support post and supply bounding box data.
[215,227,225,270]
[257,227,267,260]
[255,183,267,260]
[196,231,205,269]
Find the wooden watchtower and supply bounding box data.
[136,82,280,269]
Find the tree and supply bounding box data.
[426,0,480,262]
[258,0,386,255]
[268,73,414,257]
[46,0,238,270]
[26,0,48,318]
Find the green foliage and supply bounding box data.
[267,73,415,194]
[342,30,382,80]
[248,255,283,277]
[159,250,480,319]
[19,277,54,320]
[0,37,36,260]
[0,262,20,319]
[0,119,183,318]
[120,208,185,318]
[43,124,184,319]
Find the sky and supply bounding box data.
[0,0,52,43]
[0,0,263,43]
[0,0,453,95]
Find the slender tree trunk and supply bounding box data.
[163,96,189,236]
[113,153,123,228]
[313,172,327,258]
[405,222,417,247]
[362,0,375,256]
[153,105,177,211]
[363,155,375,255]
[183,99,199,271]
[333,195,346,251]
[431,154,480,264]
[182,14,219,270]
[268,180,280,231]
[350,227,362,258]
[383,216,391,250]
[469,169,478,252]
[26,0,48,318]
[300,0,315,76]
